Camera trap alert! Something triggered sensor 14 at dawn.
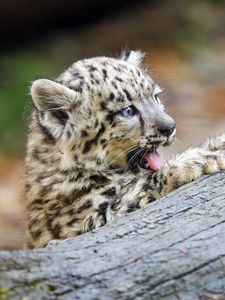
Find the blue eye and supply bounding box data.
[121,105,136,118]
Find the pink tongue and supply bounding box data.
[144,151,164,172]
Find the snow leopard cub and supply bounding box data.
[25,50,225,248]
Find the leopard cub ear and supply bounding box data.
[120,50,145,67]
[31,79,78,112]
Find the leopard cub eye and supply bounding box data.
[120,105,136,118]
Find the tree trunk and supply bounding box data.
[1,173,225,300]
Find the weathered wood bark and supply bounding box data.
[1,173,225,300]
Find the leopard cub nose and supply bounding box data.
[156,118,176,138]
[157,123,175,137]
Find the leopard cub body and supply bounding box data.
[25,51,225,248]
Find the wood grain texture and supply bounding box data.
[0,172,225,300]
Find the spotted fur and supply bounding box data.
[25,51,225,248]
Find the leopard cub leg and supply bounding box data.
[161,133,225,195]
[202,133,225,172]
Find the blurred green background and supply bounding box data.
[0,53,60,152]
[0,0,225,249]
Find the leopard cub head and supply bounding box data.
[30,51,176,172]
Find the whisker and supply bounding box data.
[126,148,143,171]
[109,145,137,161]
[173,137,184,147]
[109,144,139,165]
[123,148,143,174]
[139,148,148,166]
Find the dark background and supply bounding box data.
[0,0,225,249]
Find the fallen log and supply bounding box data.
[0,172,225,300]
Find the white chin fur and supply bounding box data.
[163,127,176,146]
[168,127,176,144]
